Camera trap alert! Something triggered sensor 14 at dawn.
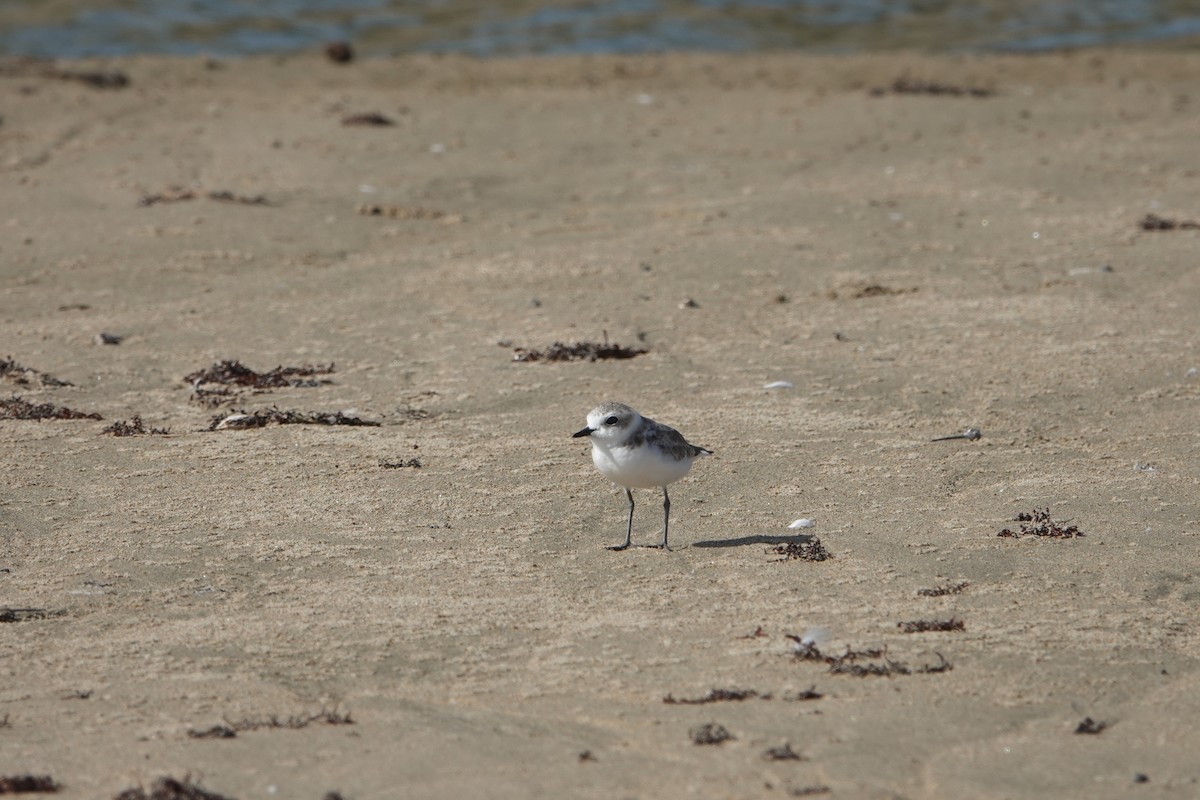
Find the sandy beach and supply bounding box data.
[2,49,1200,798]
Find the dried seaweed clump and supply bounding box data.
[998,508,1083,539]
[224,708,354,732]
[187,360,335,407]
[139,188,269,207]
[186,725,236,739]
[357,204,460,222]
[208,408,379,430]
[1139,213,1200,231]
[897,618,965,633]
[113,776,232,800]
[770,538,832,562]
[0,607,67,623]
[512,339,647,363]
[784,636,952,678]
[0,396,101,421]
[689,723,734,745]
[0,775,60,793]
[342,112,393,126]
[827,649,951,678]
[917,581,969,597]
[663,688,764,705]
[103,416,170,436]
[188,708,353,739]
[0,357,72,387]
[827,277,918,300]
[870,78,994,97]
[186,360,334,389]
[762,743,804,762]
[380,458,422,469]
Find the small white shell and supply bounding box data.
[788,518,815,529]
[763,380,794,390]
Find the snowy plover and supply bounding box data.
[572,402,711,551]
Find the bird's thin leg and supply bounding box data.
[607,488,634,551]
[657,487,672,551]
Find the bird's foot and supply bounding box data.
[606,543,631,551]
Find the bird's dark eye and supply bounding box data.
[605,415,619,425]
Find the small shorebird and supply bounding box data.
[573,402,711,551]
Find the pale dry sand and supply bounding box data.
[2,50,1200,799]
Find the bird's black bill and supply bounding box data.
[572,426,594,438]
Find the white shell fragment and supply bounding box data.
[798,627,830,646]
[214,413,253,430]
[788,626,831,656]
[788,518,815,529]
[763,380,794,390]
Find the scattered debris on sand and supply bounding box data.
[103,416,170,436]
[0,397,101,421]
[1075,717,1108,735]
[998,508,1083,539]
[898,618,965,633]
[785,637,952,678]
[138,188,270,207]
[186,360,335,407]
[113,776,232,800]
[690,723,734,745]
[1139,213,1200,231]
[664,688,765,704]
[769,538,832,562]
[209,408,379,430]
[188,708,353,739]
[762,742,805,761]
[0,357,72,387]
[342,112,394,126]
[917,581,969,597]
[870,78,994,97]
[380,458,422,469]
[0,607,67,623]
[0,774,60,794]
[512,338,646,363]
[186,360,333,389]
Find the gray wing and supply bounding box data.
[644,420,712,461]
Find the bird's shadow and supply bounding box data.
[692,533,817,548]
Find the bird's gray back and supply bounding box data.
[627,416,711,461]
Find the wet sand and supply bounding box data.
[2,50,1200,798]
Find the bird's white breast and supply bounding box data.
[590,440,696,489]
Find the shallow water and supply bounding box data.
[1,0,1199,58]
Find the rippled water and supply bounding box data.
[2,0,1199,58]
